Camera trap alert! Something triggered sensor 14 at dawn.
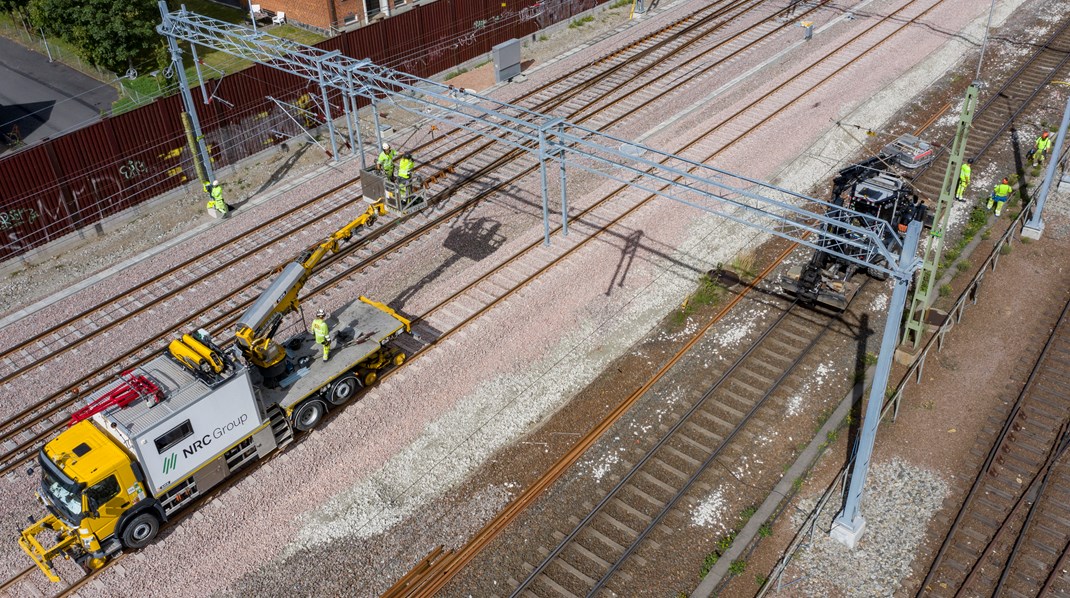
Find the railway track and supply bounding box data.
[509,292,846,596]
[917,296,1070,597]
[0,2,851,590]
[382,4,1070,597]
[3,0,1059,594]
[0,0,820,394]
[905,15,1070,202]
[0,0,792,480]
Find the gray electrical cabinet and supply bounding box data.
[493,38,522,83]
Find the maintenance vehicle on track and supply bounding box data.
[19,206,412,581]
[781,150,929,311]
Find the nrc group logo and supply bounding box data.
[162,453,178,474]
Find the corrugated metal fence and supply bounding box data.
[0,0,602,262]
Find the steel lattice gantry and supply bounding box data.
[157,3,922,546]
[159,2,912,277]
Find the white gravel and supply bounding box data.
[780,459,949,597]
[0,0,1042,595]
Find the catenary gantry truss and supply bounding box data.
[158,4,926,547]
[157,2,919,280]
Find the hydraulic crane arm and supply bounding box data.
[234,203,385,368]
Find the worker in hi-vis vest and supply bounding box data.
[988,178,1012,217]
[310,309,330,361]
[204,180,228,216]
[956,158,972,201]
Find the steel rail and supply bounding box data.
[991,426,1070,597]
[0,0,762,394]
[0,0,945,590]
[513,292,842,596]
[0,0,844,481]
[916,297,1070,595]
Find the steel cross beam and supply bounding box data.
[157,4,914,278]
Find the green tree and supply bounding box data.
[0,0,26,14]
[29,0,162,74]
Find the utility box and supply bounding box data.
[493,38,522,83]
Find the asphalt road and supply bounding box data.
[0,34,117,154]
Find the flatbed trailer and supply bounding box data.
[263,296,409,418]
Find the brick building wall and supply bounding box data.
[253,0,410,32]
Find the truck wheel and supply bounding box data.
[120,513,159,549]
[293,399,326,431]
[393,352,406,367]
[328,377,358,406]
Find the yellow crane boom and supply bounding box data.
[234,202,386,371]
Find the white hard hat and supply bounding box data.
[316,309,325,318]
[382,142,390,151]
[212,179,219,185]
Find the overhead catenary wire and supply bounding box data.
[0,2,545,251]
[975,0,996,83]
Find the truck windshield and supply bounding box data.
[39,454,83,524]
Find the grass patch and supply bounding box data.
[717,533,736,552]
[179,0,247,22]
[271,24,327,45]
[739,505,758,524]
[699,551,719,579]
[109,3,326,111]
[863,352,878,366]
[826,428,839,443]
[955,260,971,273]
[112,75,171,114]
[942,245,962,266]
[569,15,595,28]
[962,207,988,240]
[758,523,773,538]
[939,283,953,297]
[792,476,804,491]
[815,407,834,429]
[729,560,747,575]
[672,274,723,326]
[755,574,768,586]
[1000,243,1012,255]
[445,67,469,80]
[610,0,633,7]
[730,251,758,282]
[699,532,738,579]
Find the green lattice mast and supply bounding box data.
[903,84,978,348]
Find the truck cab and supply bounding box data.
[22,420,148,581]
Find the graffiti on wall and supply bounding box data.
[415,3,544,73]
[536,0,599,28]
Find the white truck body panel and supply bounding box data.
[93,355,265,495]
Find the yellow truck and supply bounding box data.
[19,206,412,581]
